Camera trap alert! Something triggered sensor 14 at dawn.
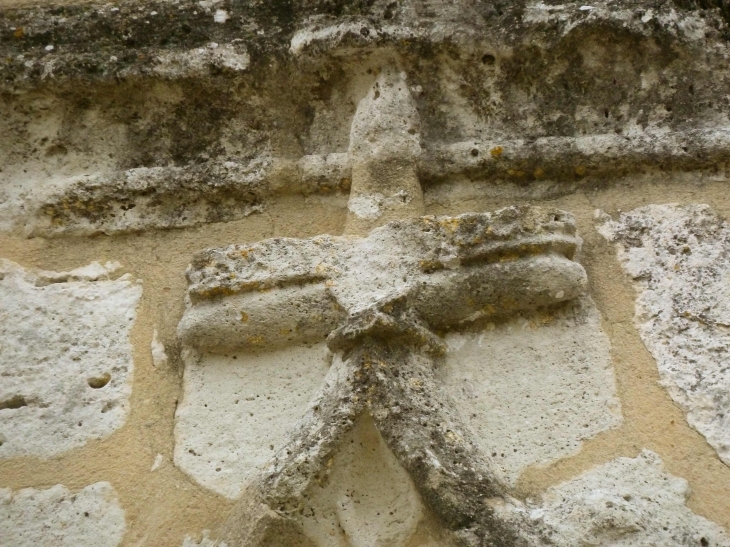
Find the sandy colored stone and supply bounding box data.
[499,450,730,546]
[441,296,622,486]
[0,482,126,547]
[182,530,227,547]
[600,204,730,465]
[0,259,141,458]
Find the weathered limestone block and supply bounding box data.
[179,206,592,546]
[345,67,424,235]
[600,204,730,466]
[441,297,622,486]
[498,451,730,546]
[0,260,141,458]
[0,482,126,547]
[3,0,730,236]
[174,344,331,499]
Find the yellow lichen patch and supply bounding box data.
[575,165,587,176]
[445,430,461,443]
[490,146,504,157]
[438,217,461,233]
[533,167,545,178]
[193,285,239,300]
[535,310,557,326]
[246,335,265,345]
[418,259,442,272]
[498,251,522,262]
[409,378,423,389]
[13,27,24,39]
[240,311,249,322]
[507,169,526,178]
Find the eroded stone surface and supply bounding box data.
[0,259,141,458]
[179,206,586,354]
[499,450,730,546]
[599,204,730,465]
[2,0,730,236]
[441,297,622,486]
[174,344,331,499]
[0,482,126,547]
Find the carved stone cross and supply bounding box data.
[177,68,588,547]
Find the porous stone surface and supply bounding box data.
[441,297,622,486]
[599,204,730,466]
[3,0,730,235]
[0,259,142,458]
[179,206,586,354]
[344,66,424,235]
[0,482,126,547]
[174,344,331,499]
[498,450,730,546]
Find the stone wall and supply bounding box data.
[2,1,730,546]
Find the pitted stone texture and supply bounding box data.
[441,297,621,486]
[0,482,126,547]
[348,68,420,163]
[499,451,730,546]
[0,259,141,458]
[174,344,331,499]
[599,204,730,465]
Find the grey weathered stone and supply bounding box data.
[3,0,730,235]
[0,259,141,458]
[600,204,730,466]
[0,482,126,547]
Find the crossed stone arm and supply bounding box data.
[178,205,587,547]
